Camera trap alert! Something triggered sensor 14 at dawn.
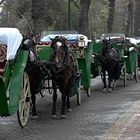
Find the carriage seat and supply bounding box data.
[0,45,7,76]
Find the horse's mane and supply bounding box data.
[100,39,119,62]
[50,36,68,50]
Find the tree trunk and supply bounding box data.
[125,0,133,36]
[32,0,46,40]
[78,0,91,37]
[107,0,116,33]
[133,0,140,36]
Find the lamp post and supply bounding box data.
[68,0,71,30]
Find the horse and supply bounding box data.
[45,36,76,119]
[22,35,44,117]
[99,39,121,92]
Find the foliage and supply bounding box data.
[0,0,136,38]
[45,0,79,31]
[0,0,32,35]
[89,0,108,39]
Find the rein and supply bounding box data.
[49,51,70,74]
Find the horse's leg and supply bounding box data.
[31,93,37,117]
[67,95,72,112]
[61,89,67,119]
[52,82,57,119]
[112,79,116,89]
[108,73,113,92]
[102,69,107,92]
[108,79,112,92]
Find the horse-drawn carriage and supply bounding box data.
[0,28,32,127]
[92,33,139,91]
[0,29,93,126]
[36,31,93,100]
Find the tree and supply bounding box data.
[0,0,32,35]
[124,0,133,36]
[78,0,91,37]
[32,0,46,40]
[106,0,115,32]
[0,0,6,5]
[89,0,108,39]
[133,0,140,36]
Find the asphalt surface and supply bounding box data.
[0,77,140,140]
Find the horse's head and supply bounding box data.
[50,36,68,68]
[22,34,37,62]
[22,34,36,51]
[102,39,112,50]
[101,39,119,62]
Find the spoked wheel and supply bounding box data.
[100,72,104,82]
[77,75,81,105]
[134,67,139,82]
[17,72,31,128]
[134,61,139,82]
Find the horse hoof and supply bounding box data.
[31,113,38,119]
[61,114,66,119]
[67,108,72,112]
[108,88,112,93]
[102,88,107,93]
[112,82,116,89]
[51,114,57,119]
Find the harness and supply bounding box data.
[100,40,119,63]
[48,50,75,74]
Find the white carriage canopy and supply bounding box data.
[0,28,23,60]
[127,37,140,45]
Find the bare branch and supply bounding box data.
[18,11,33,34]
[71,0,80,9]
[0,0,6,6]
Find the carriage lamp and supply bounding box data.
[78,36,85,48]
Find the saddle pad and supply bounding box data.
[105,48,118,61]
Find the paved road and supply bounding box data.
[0,77,140,140]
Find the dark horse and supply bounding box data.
[46,36,76,119]
[99,39,121,92]
[22,35,43,117]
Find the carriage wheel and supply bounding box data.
[77,76,81,105]
[86,88,91,97]
[134,61,139,82]
[17,72,31,128]
[100,72,104,82]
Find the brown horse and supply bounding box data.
[46,36,76,119]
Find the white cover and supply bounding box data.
[126,37,140,45]
[0,28,23,60]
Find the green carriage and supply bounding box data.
[92,33,139,86]
[125,37,139,82]
[93,33,127,86]
[0,28,31,127]
[36,31,93,104]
